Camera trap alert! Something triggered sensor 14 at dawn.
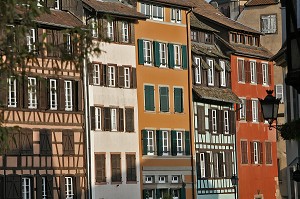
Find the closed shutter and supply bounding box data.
[257,62,263,84]
[23,76,29,109]
[174,88,183,113]
[118,108,124,132]
[39,78,47,110]
[168,43,174,68]
[46,175,53,199]
[229,111,235,134]
[6,174,21,199]
[268,64,272,85]
[245,60,250,83]
[218,153,224,177]
[218,110,224,134]
[266,142,272,164]
[63,130,74,155]
[241,141,248,164]
[0,175,4,199]
[142,130,148,155]
[250,142,254,164]
[118,66,124,88]
[208,109,213,133]
[125,108,134,132]
[204,153,211,178]
[159,87,169,112]
[153,41,160,67]
[104,107,111,131]
[60,176,65,199]
[185,131,190,155]
[156,130,163,156]
[90,106,96,131]
[180,187,186,199]
[197,106,205,133]
[138,39,144,65]
[182,45,187,69]
[17,76,23,109]
[126,154,137,181]
[171,130,177,156]
[144,85,154,111]
[36,175,42,199]
[40,129,52,155]
[246,99,252,122]
[21,129,33,155]
[225,152,233,177]
[156,189,161,199]
[0,73,8,107]
[95,154,106,183]
[111,154,121,182]
[259,142,263,164]
[131,68,137,88]
[7,130,20,155]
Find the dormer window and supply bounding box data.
[248,36,253,45]
[205,33,212,44]
[236,34,241,43]
[171,8,181,23]
[230,33,236,43]
[191,30,198,42]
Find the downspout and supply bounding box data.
[186,7,195,199]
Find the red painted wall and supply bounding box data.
[231,54,278,199]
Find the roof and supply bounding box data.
[190,13,218,32]
[83,0,147,19]
[192,42,229,59]
[189,0,261,34]
[141,0,193,8]
[193,85,241,104]
[245,0,279,7]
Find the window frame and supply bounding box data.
[152,5,164,21]
[261,14,277,34]
[207,59,214,86]
[191,30,197,41]
[162,130,169,155]
[90,18,98,38]
[27,28,36,52]
[250,61,257,84]
[199,153,206,178]
[262,63,269,85]
[124,67,130,88]
[63,33,71,54]
[252,99,258,122]
[108,65,116,87]
[240,98,246,120]
[110,108,117,131]
[224,110,229,134]
[49,79,58,110]
[171,175,179,183]
[64,80,73,111]
[95,107,102,130]
[253,142,259,164]
[176,131,183,155]
[145,176,153,183]
[7,76,17,107]
[174,44,181,68]
[122,21,129,43]
[107,21,114,40]
[212,109,217,133]
[93,64,100,85]
[171,8,181,23]
[22,177,32,199]
[143,40,152,65]
[220,60,226,87]
[28,77,37,109]
[42,176,47,199]
[54,0,60,9]
[158,176,166,183]
[195,57,201,84]
[159,42,167,67]
[147,130,155,155]
[65,176,74,199]
[238,58,245,83]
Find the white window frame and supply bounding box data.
[214,153,219,177]
[200,153,206,178]
[42,177,47,199]
[253,142,259,164]
[172,189,180,199]
[64,33,71,54]
[147,189,154,199]
[162,130,169,155]
[27,28,36,52]
[122,21,129,42]
[93,64,100,85]
[207,59,214,86]
[224,110,229,134]
[176,131,183,155]
[152,5,164,21]
[147,130,154,155]
[174,45,181,68]
[171,175,179,183]
[54,0,60,9]
[108,65,115,87]
[261,14,277,34]
[28,77,37,109]
[140,2,151,18]
[145,176,153,183]
[143,40,152,65]
[159,43,167,67]
[262,63,269,85]
[240,98,246,120]
[195,57,201,84]
[158,176,166,183]
[124,67,130,88]
[212,109,217,133]
[275,84,284,103]
[91,18,98,38]
[238,58,245,82]
[49,79,57,110]
[7,76,17,107]
[22,177,31,199]
[220,60,226,87]
[65,177,74,199]
[250,61,257,83]
[107,21,114,40]
[65,80,73,111]
[111,108,117,131]
[171,8,181,23]
[95,107,102,130]
[252,100,258,122]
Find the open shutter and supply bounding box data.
[250,142,254,164]
[156,189,161,199]
[182,45,187,69]
[208,109,213,133]
[259,142,263,164]
[60,176,65,199]
[258,100,263,122]
[75,175,81,199]
[23,76,29,109]
[118,66,124,88]
[39,78,48,110]
[197,106,205,133]
[104,107,111,131]
[47,175,53,199]
[90,106,96,130]
[118,108,124,132]
[125,108,134,132]
[75,81,82,111]
[204,153,211,178]
[268,64,272,85]
[236,104,240,121]
[185,131,190,155]
[225,152,233,177]
[180,187,186,199]
[115,65,119,87]
[103,64,108,87]
[257,62,263,84]
[0,73,7,107]
[17,76,23,109]
[156,130,163,156]
[88,64,94,85]
[202,70,208,86]
[168,43,174,68]
[138,39,144,65]
[246,99,252,122]
[174,88,183,113]
[153,41,160,67]
[171,130,177,156]
[59,79,65,111]
[131,68,137,88]
[0,175,5,199]
[217,110,224,134]
[218,153,224,177]
[245,60,250,83]
[229,111,236,134]
[142,130,148,155]
[6,174,21,199]
[36,175,42,199]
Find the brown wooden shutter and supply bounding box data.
[197,106,205,134]
[202,70,208,86]
[63,130,74,155]
[118,66,124,88]
[6,174,21,199]
[208,109,212,133]
[88,63,94,85]
[268,64,272,85]
[104,107,111,131]
[46,175,53,199]
[95,154,106,183]
[75,174,81,199]
[90,106,96,131]
[227,72,232,88]
[23,76,29,109]
[60,176,65,199]
[266,142,272,164]
[229,111,235,134]
[131,68,137,88]
[125,108,134,132]
[115,65,119,87]
[241,141,247,164]
[59,79,65,111]
[17,75,23,108]
[111,154,121,182]
[72,81,82,111]
[118,108,124,132]
[102,64,107,86]
[218,153,224,177]
[0,73,8,107]
[259,142,263,164]
[204,153,211,178]
[250,142,254,164]
[246,99,252,122]
[39,78,48,110]
[21,128,33,155]
[196,153,201,179]
[225,152,233,177]
[258,100,263,122]
[215,71,220,87]
[245,60,250,83]
[40,129,52,156]
[36,175,42,199]
[236,104,240,121]
[218,110,224,134]
[257,62,263,84]
[126,154,137,181]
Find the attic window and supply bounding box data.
[205,33,212,44]
[230,33,236,43]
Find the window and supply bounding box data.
[252,100,258,122]
[65,177,74,199]
[22,177,31,199]
[111,108,117,131]
[212,109,217,133]
[27,28,36,52]
[145,176,153,183]
[253,142,259,164]
[158,176,166,183]
[250,61,257,83]
[171,8,181,23]
[261,14,277,34]
[95,154,106,183]
[144,85,155,111]
[171,175,179,183]
[141,3,164,21]
[144,189,154,199]
[238,59,245,82]
[220,61,226,87]
[213,153,219,177]
[140,3,151,17]
[191,30,197,41]
[63,33,71,54]
[147,130,154,155]
[93,64,100,85]
[124,67,130,88]
[8,76,17,107]
[42,177,47,199]
[159,43,167,67]
[207,59,214,86]
[108,65,116,87]
[174,45,181,67]
[126,154,137,182]
[54,0,60,9]
[236,34,241,43]
[176,131,183,155]
[241,141,248,164]
[262,63,269,85]
[62,130,74,155]
[143,40,152,65]
[162,130,169,155]
[90,18,98,38]
[275,84,284,103]
[224,111,229,134]
[28,77,37,109]
[159,86,169,112]
[205,33,212,43]
[265,142,272,164]
[230,33,236,43]
[95,107,102,130]
[240,98,246,120]
[171,189,180,199]
[107,21,114,40]
[195,57,201,84]
[122,21,129,42]
[111,154,121,182]
[248,36,253,45]
[65,80,72,111]
[49,79,57,110]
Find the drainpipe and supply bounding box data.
[186,7,195,199]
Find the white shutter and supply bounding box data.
[270,15,277,33]
[276,84,284,103]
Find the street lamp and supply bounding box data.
[259,90,281,129]
[231,174,238,199]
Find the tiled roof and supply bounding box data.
[245,0,279,7]
[193,85,241,104]
[190,13,218,32]
[141,0,193,8]
[83,0,147,18]
[192,42,229,59]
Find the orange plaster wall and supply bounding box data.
[231,55,278,199]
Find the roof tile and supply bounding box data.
[245,0,279,7]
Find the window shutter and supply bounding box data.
[46,175,53,199]
[0,74,8,107]
[95,154,106,183]
[75,174,81,199]
[250,142,254,164]
[196,153,201,179]
[246,99,252,122]
[180,187,186,199]
[90,106,96,130]
[202,70,208,86]
[125,108,134,132]
[168,43,175,68]
[0,175,4,199]
[241,141,248,164]
[182,45,187,69]
[218,110,224,134]
[218,153,224,177]
[77,81,83,111]
[215,71,220,87]
[143,190,148,199]
[118,66,124,88]
[266,142,272,164]
[236,104,240,121]
[40,129,52,155]
[88,64,94,85]
[245,60,250,83]
[118,108,124,132]
[204,153,211,178]
[258,100,264,122]
[276,84,283,102]
[36,175,43,199]
[259,142,263,164]
[159,87,169,112]
[174,88,183,113]
[104,107,111,131]
[131,67,137,89]
[115,65,119,87]
[142,130,148,155]
[228,111,235,134]
[60,176,65,199]
[138,39,144,65]
[156,189,161,199]
[197,106,205,133]
[208,109,213,133]
[153,41,160,67]
[23,76,29,109]
[268,64,272,85]
[58,79,65,111]
[100,64,105,86]
[72,81,78,111]
[145,85,155,111]
[6,174,21,199]
[17,75,24,108]
[38,78,47,110]
[225,152,233,177]
[21,129,33,155]
[257,62,263,84]
[156,130,163,156]
[105,65,109,87]
[171,130,177,156]
[185,131,190,155]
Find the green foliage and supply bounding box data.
[278,119,300,140]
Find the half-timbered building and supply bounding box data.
[0,7,86,199]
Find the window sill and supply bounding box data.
[126,181,137,184]
[95,182,107,185]
[238,81,245,84]
[145,110,156,113]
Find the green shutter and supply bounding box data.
[145,85,154,111]
[138,39,144,65]
[156,130,163,156]
[180,187,186,199]
[171,130,177,156]
[154,41,160,67]
[182,45,188,69]
[174,88,183,113]
[185,131,190,155]
[168,43,174,68]
[143,190,148,199]
[159,87,169,112]
[142,130,148,155]
[156,189,161,198]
